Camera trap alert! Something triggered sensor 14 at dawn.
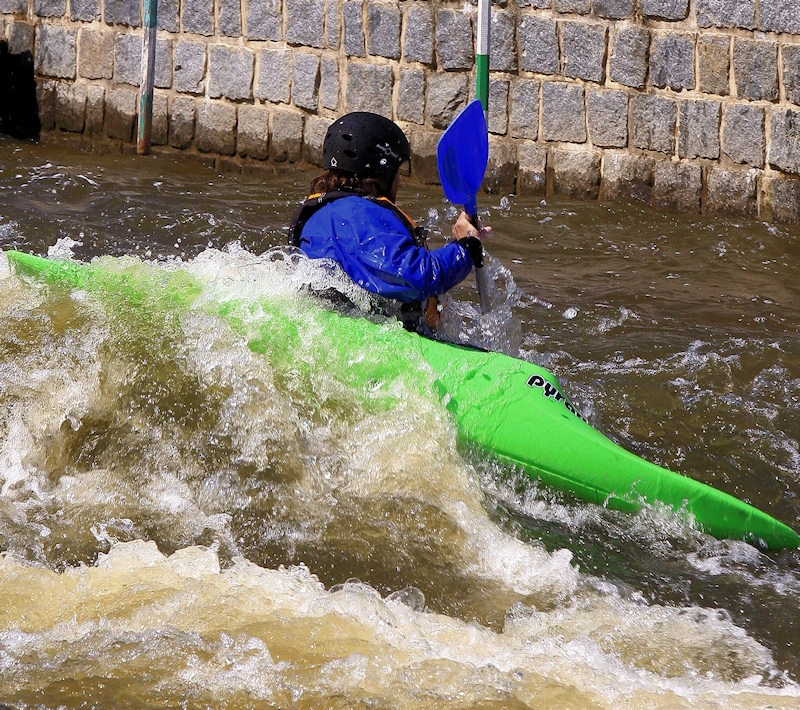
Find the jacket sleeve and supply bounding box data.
[358,232,474,302]
[350,205,475,301]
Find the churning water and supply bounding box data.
[1,136,799,708]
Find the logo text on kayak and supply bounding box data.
[526,374,587,422]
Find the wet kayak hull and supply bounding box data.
[6,250,798,550]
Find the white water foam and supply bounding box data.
[0,542,797,708]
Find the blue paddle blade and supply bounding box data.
[436,100,489,216]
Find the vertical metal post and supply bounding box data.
[476,0,491,125]
[137,0,158,155]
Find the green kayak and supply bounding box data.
[6,249,799,550]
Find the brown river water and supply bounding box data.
[1,135,800,708]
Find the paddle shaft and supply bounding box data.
[474,246,491,313]
[475,0,491,311]
[476,0,490,122]
[467,212,491,313]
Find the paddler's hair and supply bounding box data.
[310,169,395,200]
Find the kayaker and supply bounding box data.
[288,112,490,331]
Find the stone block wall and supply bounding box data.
[3,0,800,222]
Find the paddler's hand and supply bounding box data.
[452,211,491,268]
[452,211,491,242]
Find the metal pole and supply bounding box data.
[137,0,158,155]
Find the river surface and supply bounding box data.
[1,136,799,708]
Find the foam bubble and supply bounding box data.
[47,236,83,260]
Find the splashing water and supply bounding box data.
[1,138,799,706]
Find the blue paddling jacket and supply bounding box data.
[289,192,475,304]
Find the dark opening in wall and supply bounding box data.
[0,40,41,140]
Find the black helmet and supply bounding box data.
[323,112,411,181]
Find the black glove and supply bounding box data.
[455,235,484,268]
[456,236,483,269]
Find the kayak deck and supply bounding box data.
[6,250,798,550]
